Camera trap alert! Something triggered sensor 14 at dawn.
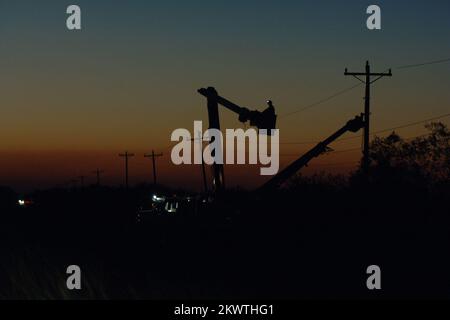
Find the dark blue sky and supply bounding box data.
[0,1,449,190]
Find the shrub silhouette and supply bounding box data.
[367,122,450,189]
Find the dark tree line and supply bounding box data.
[368,122,450,189]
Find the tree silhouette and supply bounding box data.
[369,122,450,188]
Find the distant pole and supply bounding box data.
[70,179,78,189]
[144,150,163,185]
[119,151,135,189]
[345,61,392,175]
[92,169,104,186]
[78,175,86,188]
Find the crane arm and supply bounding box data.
[259,114,364,192]
[216,95,247,115]
[197,86,278,193]
[198,87,277,131]
[198,87,247,115]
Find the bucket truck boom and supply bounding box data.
[259,114,365,192]
[198,87,277,192]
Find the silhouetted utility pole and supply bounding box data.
[70,179,78,189]
[345,61,392,175]
[144,150,163,185]
[119,151,134,189]
[78,175,86,188]
[92,168,104,186]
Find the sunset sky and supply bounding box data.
[0,0,449,192]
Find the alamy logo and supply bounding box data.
[66,265,82,290]
[367,5,381,30]
[366,265,381,290]
[171,121,279,176]
[66,5,81,30]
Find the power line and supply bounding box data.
[303,131,440,169]
[344,61,393,175]
[278,56,450,119]
[282,129,439,164]
[282,112,450,145]
[282,132,437,170]
[280,140,318,145]
[331,147,361,154]
[336,112,450,142]
[158,56,450,184]
[280,147,361,157]
[163,56,450,151]
[396,57,450,70]
[180,111,448,150]
[371,113,450,135]
[310,161,359,167]
[284,160,360,168]
[279,83,362,119]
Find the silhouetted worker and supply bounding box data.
[264,100,276,118]
[257,100,277,132]
[267,100,274,109]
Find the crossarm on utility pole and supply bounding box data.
[344,61,392,176]
[344,70,392,77]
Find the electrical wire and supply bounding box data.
[282,112,450,145]
[278,56,450,119]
